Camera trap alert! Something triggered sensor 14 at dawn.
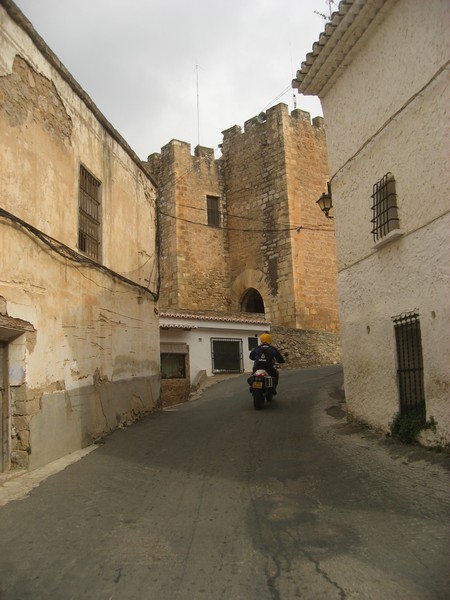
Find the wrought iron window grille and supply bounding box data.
[393,311,426,421]
[371,172,399,243]
[79,165,101,260]
[211,338,243,373]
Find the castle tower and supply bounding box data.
[146,140,229,312]
[145,103,339,333]
[222,104,338,332]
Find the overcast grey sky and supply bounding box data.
[13,0,332,160]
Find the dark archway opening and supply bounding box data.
[241,288,265,314]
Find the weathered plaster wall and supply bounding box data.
[0,4,160,470]
[325,51,449,271]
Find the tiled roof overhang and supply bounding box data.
[292,0,394,97]
[159,312,270,326]
[160,324,196,330]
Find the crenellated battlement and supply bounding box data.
[221,103,324,146]
[147,139,216,163]
[145,139,217,185]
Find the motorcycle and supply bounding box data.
[248,368,275,410]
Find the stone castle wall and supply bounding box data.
[222,104,338,331]
[221,108,293,323]
[284,109,339,332]
[147,141,229,312]
[271,325,341,369]
[146,103,339,336]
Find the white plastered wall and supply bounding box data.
[319,0,450,443]
[160,322,266,383]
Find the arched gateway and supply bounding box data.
[240,288,265,314]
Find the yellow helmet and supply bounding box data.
[260,333,272,345]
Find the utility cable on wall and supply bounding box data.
[158,209,333,233]
[156,152,333,233]
[0,206,159,300]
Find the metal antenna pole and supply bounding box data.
[196,63,200,147]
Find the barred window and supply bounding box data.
[370,172,399,243]
[393,312,426,421]
[78,165,101,260]
[207,196,220,227]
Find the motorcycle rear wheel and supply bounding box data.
[253,389,265,410]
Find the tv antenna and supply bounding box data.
[314,0,337,20]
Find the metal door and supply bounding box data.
[211,338,243,373]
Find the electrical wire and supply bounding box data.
[156,148,333,233]
[259,84,293,114]
[158,209,333,233]
[0,206,159,300]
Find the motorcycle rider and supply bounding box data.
[249,333,285,394]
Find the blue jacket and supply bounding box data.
[249,343,285,368]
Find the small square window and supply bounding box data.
[207,196,220,227]
[248,337,258,351]
[370,172,399,243]
[161,353,186,379]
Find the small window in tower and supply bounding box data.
[207,196,220,227]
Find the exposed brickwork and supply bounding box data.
[10,382,39,469]
[145,103,339,336]
[160,378,191,407]
[160,353,191,406]
[0,56,72,142]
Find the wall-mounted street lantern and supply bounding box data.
[316,182,333,218]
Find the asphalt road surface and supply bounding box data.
[0,365,449,600]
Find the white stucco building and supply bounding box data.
[0,0,160,472]
[159,312,269,405]
[293,0,450,445]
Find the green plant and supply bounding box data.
[390,412,437,444]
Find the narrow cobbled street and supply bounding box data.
[0,366,449,600]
